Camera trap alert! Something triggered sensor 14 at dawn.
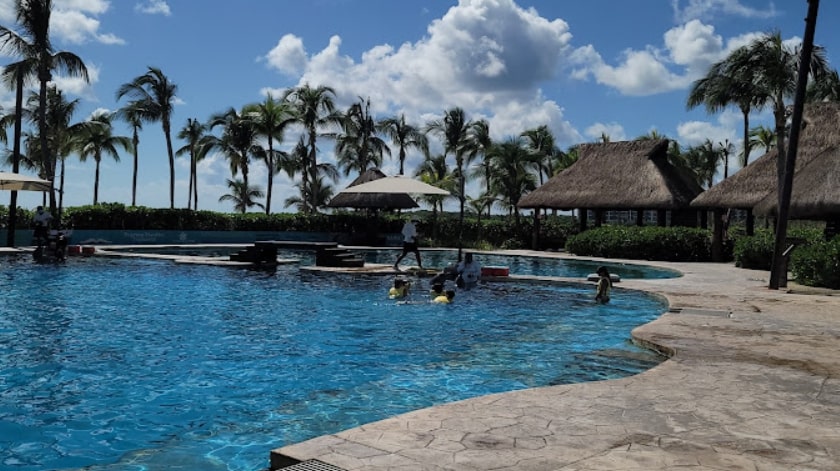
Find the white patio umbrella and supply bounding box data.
[0,172,52,192]
[338,175,449,195]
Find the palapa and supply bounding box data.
[328,168,419,210]
[518,139,702,210]
[691,102,840,210]
[753,145,840,219]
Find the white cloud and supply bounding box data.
[584,122,626,142]
[671,0,778,23]
[50,2,125,45]
[263,0,576,149]
[134,0,171,16]
[52,63,100,99]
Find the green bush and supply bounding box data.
[565,225,712,262]
[733,227,825,270]
[791,237,840,289]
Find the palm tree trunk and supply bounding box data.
[6,72,24,247]
[132,131,139,206]
[94,159,101,205]
[266,136,274,214]
[163,121,175,209]
[39,70,57,215]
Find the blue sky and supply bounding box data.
[1,0,838,213]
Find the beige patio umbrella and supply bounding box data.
[338,175,450,195]
[0,172,52,192]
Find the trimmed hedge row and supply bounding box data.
[1,203,578,251]
[732,227,824,270]
[565,225,713,262]
[792,237,840,289]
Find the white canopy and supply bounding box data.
[0,172,51,192]
[338,175,449,195]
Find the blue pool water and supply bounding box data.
[0,255,667,471]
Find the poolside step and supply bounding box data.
[229,245,278,265]
[315,246,365,268]
[272,458,347,470]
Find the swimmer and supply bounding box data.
[389,277,411,299]
[432,290,456,304]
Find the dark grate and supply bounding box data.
[280,459,347,471]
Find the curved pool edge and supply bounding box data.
[271,253,840,471]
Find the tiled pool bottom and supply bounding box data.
[0,256,667,471]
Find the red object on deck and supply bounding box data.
[481,266,510,277]
[81,246,96,255]
[67,245,82,255]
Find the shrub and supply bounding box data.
[565,225,712,262]
[791,237,840,289]
[733,227,825,270]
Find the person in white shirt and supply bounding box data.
[394,218,423,270]
[32,206,52,242]
[456,252,481,289]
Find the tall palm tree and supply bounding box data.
[116,66,178,208]
[682,139,722,189]
[0,0,89,214]
[115,101,144,206]
[521,125,558,185]
[335,97,390,177]
[75,111,131,205]
[283,84,341,212]
[176,118,210,210]
[426,107,472,258]
[0,63,29,246]
[243,93,294,214]
[738,30,829,186]
[465,119,492,197]
[206,107,260,191]
[24,86,87,216]
[486,136,538,225]
[378,113,428,175]
[219,178,265,214]
[687,46,766,168]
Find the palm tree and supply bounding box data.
[738,30,829,184]
[806,68,840,102]
[521,125,558,185]
[682,139,722,189]
[335,97,390,177]
[175,118,210,210]
[24,86,87,216]
[749,125,776,156]
[0,0,89,214]
[116,66,178,208]
[486,136,538,225]
[243,93,294,214]
[0,63,29,246]
[687,46,766,168]
[218,178,264,214]
[426,107,472,258]
[378,113,428,175]
[115,101,144,206]
[465,119,492,198]
[206,107,260,191]
[718,139,734,179]
[75,111,132,205]
[283,84,341,212]
[414,153,455,216]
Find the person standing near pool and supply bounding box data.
[394,218,423,271]
[456,252,481,289]
[595,266,612,304]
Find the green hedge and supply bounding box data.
[565,225,712,262]
[2,203,577,250]
[791,237,840,289]
[732,227,824,270]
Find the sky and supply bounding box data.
[1,0,838,213]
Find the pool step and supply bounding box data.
[315,247,365,268]
[229,245,278,265]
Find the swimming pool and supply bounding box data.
[0,256,667,471]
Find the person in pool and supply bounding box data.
[430,281,445,298]
[389,277,411,299]
[595,266,612,304]
[432,290,455,304]
[456,252,481,289]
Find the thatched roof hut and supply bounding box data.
[691,102,840,210]
[518,139,702,210]
[328,168,419,210]
[753,145,840,219]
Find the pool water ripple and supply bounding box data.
[0,256,666,471]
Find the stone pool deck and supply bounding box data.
[272,252,840,470]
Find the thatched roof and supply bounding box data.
[328,168,419,209]
[753,145,840,219]
[518,139,702,210]
[691,102,840,210]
